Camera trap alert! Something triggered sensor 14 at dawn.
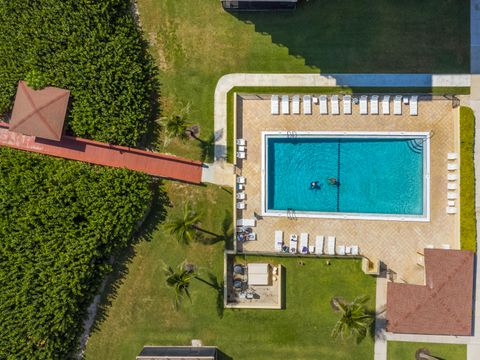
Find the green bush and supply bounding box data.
[460,106,476,251]
[0,0,157,146]
[0,148,153,359]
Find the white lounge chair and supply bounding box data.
[292,95,300,114]
[236,152,245,159]
[337,245,346,255]
[447,183,457,190]
[303,95,312,115]
[274,230,283,252]
[236,219,256,227]
[315,235,324,255]
[236,176,245,184]
[382,95,390,115]
[370,95,379,115]
[446,207,457,214]
[394,95,402,115]
[300,233,309,254]
[351,245,359,256]
[410,96,418,116]
[309,245,315,254]
[343,95,352,115]
[271,95,279,115]
[447,192,458,200]
[327,236,336,255]
[236,192,246,200]
[448,163,458,171]
[441,244,451,249]
[237,145,245,152]
[448,152,458,160]
[319,95,328,115]
[281,95,289,114]
[289,234,298,254]
[447,174,458,181]
[236,138,246,146]
[331,95,340,115]
[448,200,455,207]
[359,95,368,115]
[236,202,246,209]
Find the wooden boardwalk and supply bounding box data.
[0,123,203,184]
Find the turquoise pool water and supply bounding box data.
[266,136,425,215]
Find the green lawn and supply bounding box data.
[387,341,467,360]
[137,0,469,160]
[84,182,376,360]
[460,106,476,251]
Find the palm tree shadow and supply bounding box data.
[367,306,387,342]
[196,210,233,246]
[197,133,215,163]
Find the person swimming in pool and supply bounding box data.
[310,181,320,189]
[328,178,340,186]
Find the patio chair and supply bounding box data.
[343,95,352,115]
[319,95,328,114]
[236,192,246,200]
[359,95,368,115]
[327,236,336,255]
[382,95,390,115]
[300,233,309,254]
[351,245,359,256]
[289,234,298,254]
[448,152,458,160]
[236,152,246,159]
[236,218,256,227]
[336,245,346,255]
[303,95,312,115]
[394,95,402,115]
[236,202,246,209]
[447,192,458,200]
[446,206,457,214]
[274,230,283,252]
[448,163,458,171]
[271,95,279,115]
[331,95,340,115]
[292,95,300,114]
[281,95,289,114]
[447,183,457,190]
[448,200,455,207]
[447,174,458,181]
[236,138,246,146]
[236,176,246,184]
[441,244,451,249]
[315,235,324,255]
[370,95,379,115]
[410,96,418,116]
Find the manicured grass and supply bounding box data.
[387,341,467,360]
[137,0,469,160]
[84,182,376,360]
[460,106,476,251]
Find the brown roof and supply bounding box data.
[10,81,70,141]
[387,249,474,336]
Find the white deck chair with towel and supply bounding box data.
[382,95,390,115]
[448,163,458,171]
[315,236,324,255]
[327,236,336,255]
[292,95,300,114]
[303,95,312,114]
[300,233,309,254]
[448,152,458,160]
[394,95,402,115]
[370,95,379,115]
[343,95,352,115]
[359,95,368,115]
[319,95,328,115]
[281,95,289,114]
[274,230,283,252]
[271,95,279,115]
[289,234,298,254]
[410,96,418,116]
[331,95,340,115]
[236,219,256,227]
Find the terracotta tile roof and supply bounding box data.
[387,249,474,335]
[10,81,70,141]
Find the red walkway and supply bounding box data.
[0,123,203,184]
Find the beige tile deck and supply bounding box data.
[234,94,460,284]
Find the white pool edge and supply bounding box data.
[261,131,431,222]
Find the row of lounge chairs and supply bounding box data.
[274,231,359,256]
[271,94,418,116]
[236,138,246,160]
[446,152,458,214]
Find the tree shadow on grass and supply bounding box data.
[196,210,233,246]
[89,183,170,333]
[196,272,225,319]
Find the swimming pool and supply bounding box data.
[262,132,430,221]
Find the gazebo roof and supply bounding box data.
[10,81,70,141]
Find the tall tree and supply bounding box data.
[330,295,373,343]
[164,202,200,244]
[164,262,197,310]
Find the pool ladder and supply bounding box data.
[287,131,298,139]
[287,208,297,220]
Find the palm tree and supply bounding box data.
[164,262,197,310]
[164,202,201,244]
[160,113,191,145]
[331,295,373,343]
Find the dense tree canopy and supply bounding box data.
[0,0,157,146]
[0,149,153,359]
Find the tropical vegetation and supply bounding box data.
[0,149,153,359]
[331,295,374,343]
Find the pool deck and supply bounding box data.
[234,94,460,284]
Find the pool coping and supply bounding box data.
[260,131,431,222]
